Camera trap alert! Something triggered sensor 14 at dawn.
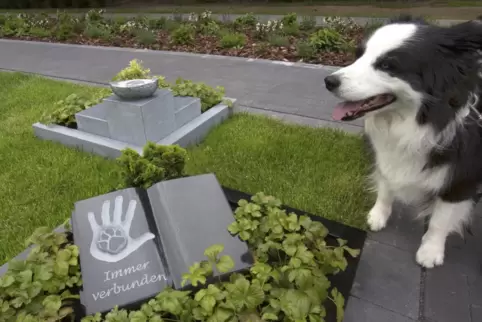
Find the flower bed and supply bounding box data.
[0,10,374,66]
[0,141,365,322]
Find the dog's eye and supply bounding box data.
[380,61,391,70]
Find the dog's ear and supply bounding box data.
[445,19,482,53]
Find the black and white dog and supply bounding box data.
[324,15,482,268]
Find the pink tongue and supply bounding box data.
[332,101,364,121]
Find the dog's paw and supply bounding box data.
[367,206,390,231]
[416,240,445,268]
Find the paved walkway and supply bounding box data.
[0,39,363,133]
[0,39,480,321]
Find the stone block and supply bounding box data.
[103,89,176,146]
[174,96,201,128]
[75,102,111,138]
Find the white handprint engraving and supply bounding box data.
[87,195,155,263]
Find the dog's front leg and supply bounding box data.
[416,198,473,268]
[367,175,394,231]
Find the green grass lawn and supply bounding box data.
[0,71,372,266]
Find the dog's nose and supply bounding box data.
[324,75,341,91]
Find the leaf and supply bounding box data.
[330,288,345,322]
[43,295,62,315]
[216,255,235,273]
[343,246,361,258]
[54,261,69,276]
[207,307,234,322]
[200,295,216,314]
[204,245,224,261]
[0,274,15,287]
[295,245,314,264]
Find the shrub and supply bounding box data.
[281,12,298,27]
[171,24,196,45]
[282,23,300,37]
[199,20,221,36]
[164,19,181,32]
[134,28,157,46]
[148,17,168,30]
[255,20,283,40]
[309,28,347,52]
[323,16,360,34]
[296,41,316,60]
[40,91,110,128]
[54,23,76,41]
[83,23,112,41]
[28,26,51,38]
[300,15,316,31]
[220,32,246,49]
[233,12,257,28]
[268,34,290,47]
[170,77,226,112]
[117,142,188,189]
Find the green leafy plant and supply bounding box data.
[81,192,359,322]
[28,26,51,38]
[117,142,188,189]
[40,90,110,128]
[112,59,170,88]
[134,28,157,46]
[300,15,316,31]
[171,24,196,45]
[233,12,257,29]
[296,41,316,60]
[170,77,225,112]
[282,24,300,37]
[268,35,290,47]
[84,23,112,41]
[309,28,348,52]
[0,220,82,321]
[220,32,246,49]
[148,17,168,30]
[323,16,360,34]
[281,12,298,27]
[199,20,221,37]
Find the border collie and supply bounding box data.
[324,15,482,268]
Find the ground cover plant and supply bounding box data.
[0,10,367,66]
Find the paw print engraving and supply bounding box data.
[87,195,155,263]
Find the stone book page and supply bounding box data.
[72,188,170,316]
[146,173,253,289]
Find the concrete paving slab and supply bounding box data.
[350,240,421,320]
[367,202,425,253]
[343,296,415,322]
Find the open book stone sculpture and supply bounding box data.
[71,173,253,316]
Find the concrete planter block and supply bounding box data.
[102,89,177,146]
[76,102,110,138]
[174,96,201,128]
[33,98,236,159]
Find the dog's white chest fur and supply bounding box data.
[365,113,450,204]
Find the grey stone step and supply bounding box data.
[173,96,201,128]
[75,89,178,146]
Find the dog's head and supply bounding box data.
[326,15,482,126]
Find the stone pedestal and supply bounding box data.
[76,89,202,147]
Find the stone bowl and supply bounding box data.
[109,78,158,100]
